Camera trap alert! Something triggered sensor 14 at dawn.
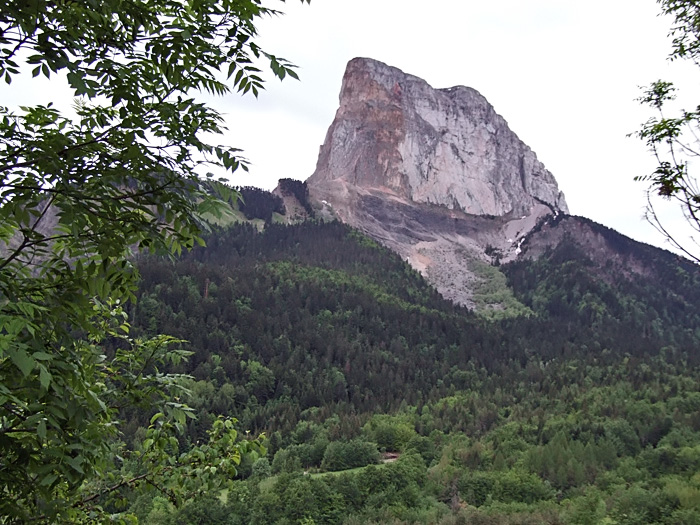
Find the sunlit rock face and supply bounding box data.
[308,57,567,217]
[305,58,569,307]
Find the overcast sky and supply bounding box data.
[218,0,700,255]
[4,1,699,255]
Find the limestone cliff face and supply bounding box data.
[308,57,567,217]
[305,58,569,308]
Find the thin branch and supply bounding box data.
[0,193,57,271]
[78,472,150,506]
[1,32,33,65]
[645,191,700,263]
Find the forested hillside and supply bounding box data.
[122,218,700,524]
[8,0,700,522]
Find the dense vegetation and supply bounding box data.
[122,216,700,523]
[0,1,308,520]
[238,186,286,223]
[508,215,700,351]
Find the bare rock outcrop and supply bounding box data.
[305,58,569,307]
[308,57,567,217]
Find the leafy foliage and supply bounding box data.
[124,213,700,523]
[321,440,379,472]
[635,0,700,262]
[0,0,307,521]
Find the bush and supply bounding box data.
[272,448,303,474]
[322,439,379,472]
[363,414,417,452]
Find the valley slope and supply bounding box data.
[122,58,700,524]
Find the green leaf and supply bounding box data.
[40,473,58,487]
[37,419,47,440]
[39,365,52,390]
[9,348,34,377]
[66,456,84,475]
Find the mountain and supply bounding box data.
[305,57,568,306]
[307,58,567,216]
[122,58,700,524]
[132,219,700,426]
[128,218,700,523]
[250,57,699,331]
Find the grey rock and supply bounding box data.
[305,58,569,307]
[308,57,567,217]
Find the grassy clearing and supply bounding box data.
[468,257,533,320]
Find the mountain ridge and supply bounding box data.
[261,57,700,315]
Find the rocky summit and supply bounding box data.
[305,58,569,307]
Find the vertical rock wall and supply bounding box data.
[307,57,568,217]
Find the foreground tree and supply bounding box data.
[0,0,307,521]
[636,0,700,262]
